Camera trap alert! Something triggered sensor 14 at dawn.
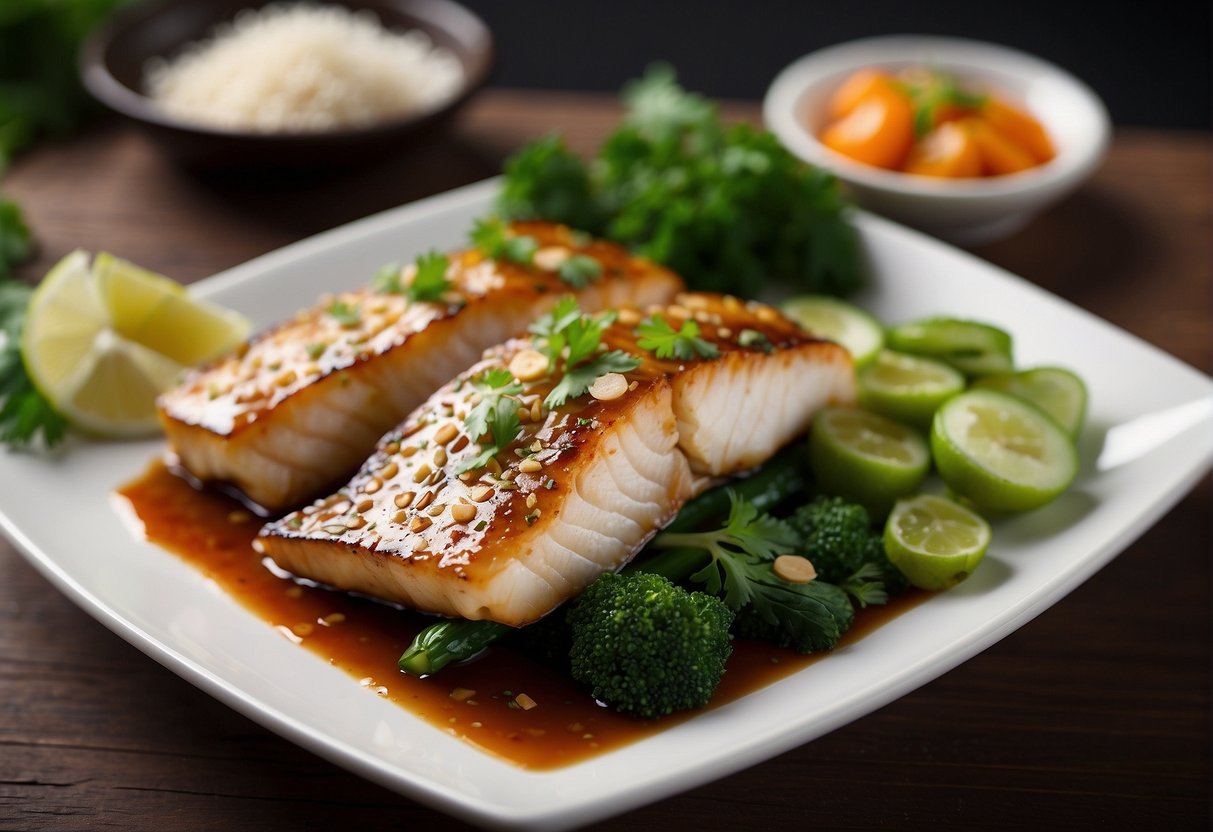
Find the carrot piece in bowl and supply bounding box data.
[964,118,1038,176]
[820,82,914,170]
[904,121,982,178]
[982,99,1055,163]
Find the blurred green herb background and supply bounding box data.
[0,0,130,277]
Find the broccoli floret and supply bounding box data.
[789,496,909,598]
[567,571,734,719]
[789,496,873,583]
[732,578,855,653]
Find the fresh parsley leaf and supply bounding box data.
[737,328,772,352]
[371,262,403,294]
[470,216,538,266]
[0,199,31,279]
[327,300,361,328]
[500,235,538,266]
[839,562,889,609]
[545,349,640,409]
[527,298,639,408]
[0,281,67,447]
[557,253,602,288]
[457,368,522,472]
[653,491,855,652]
[496,65,864,299]
[408,251,451,302]
[635,315,720,361]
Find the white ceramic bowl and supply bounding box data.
[764,35,1111,245]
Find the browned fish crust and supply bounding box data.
[157,222,683,511]
[257,293,856,626]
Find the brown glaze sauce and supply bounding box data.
[117,460,927,770]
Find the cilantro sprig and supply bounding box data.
[0,282,66,447]
[557,253,602,288]
[635,315,720,361]
[528,297,641,408]
[496,65,863,298]
[901,70,989,137]
[470,217,538,266]
[408,251,451,302]
[326,300,361,327]
[371,251,452,303]
[652,492,856,652]
[457,368,522,473]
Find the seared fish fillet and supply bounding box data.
[257,293,857,626]
[158,222,682,511]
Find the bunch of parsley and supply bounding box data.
[498,65,863,298]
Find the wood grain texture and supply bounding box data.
[1,90,1209,830]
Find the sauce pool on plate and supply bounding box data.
[116,459,926,769]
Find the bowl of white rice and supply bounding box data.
[81,0,493,168]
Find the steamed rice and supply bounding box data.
[144,4,464,133]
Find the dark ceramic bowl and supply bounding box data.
[81,0,494,169]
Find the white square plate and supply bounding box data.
[2,179,1210,830]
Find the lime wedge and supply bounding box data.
[808,407,931,517]
[23,250,250,437]
[884,494,992,590]
[97,252,250,367]
[886,317,1013,377]
[857,349,965,430]
[973,366,1088,437]
[780,295,884,367]
[931,389,1078,513]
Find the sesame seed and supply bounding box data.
[458,471,474,482]
[517,405,531,423]
[433,448,448,468]
[589,372,628,401]
[355,498,374,513]
[413,464,432,483]
[519,458,543,473]
[508,348,550,382]
[450,503,476,523]
[394,491,415,508]
[380,461,399,480]
[434,423,459,446]
[401,445,419,457]
[415,490,435,510]
[470,485,494,502]
[410,516,432,533]
[384,441,400,455]
[322,613,346,625]
[427,503,446,517]
[322,524,346,535]
[773,554,817,584]
[501,469,517,482]
[617,307,641,326]
[526,493,537,509]
[364,477,383,495]
[450,687,476,702]
[718,327,733,338]
[292,622,313,637]
[450,434,470,453]
[392,510,407,524]
[345,515,366,530]
[529,440,543,452]
[530,399,542,422]
[487,457,503,476]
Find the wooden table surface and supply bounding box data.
[2,90,1210,830]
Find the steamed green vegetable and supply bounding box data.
[567,571,733,718]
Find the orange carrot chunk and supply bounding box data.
[904,122,982,178]
[964,117,1038,176]
[820,85,914,170]
[982,99,1055,163]
[828,69,897,119]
